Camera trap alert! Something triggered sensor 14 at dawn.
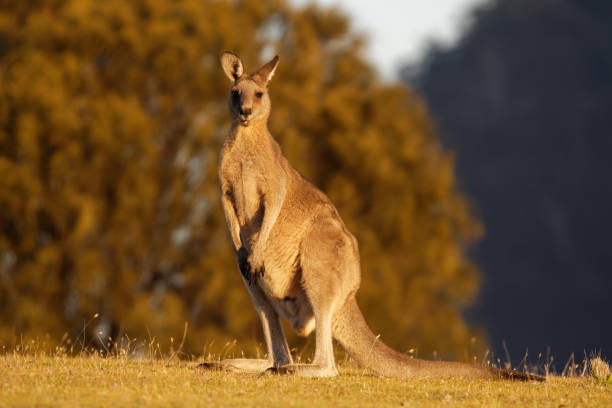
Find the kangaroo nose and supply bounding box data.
[240,107,252,117]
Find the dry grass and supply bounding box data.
[589,357,612,383]
[1,351,611,408]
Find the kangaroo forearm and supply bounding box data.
[226,218,242,251]
[253,183,285,254]
[255,202,280,252]
[221,196,242,251]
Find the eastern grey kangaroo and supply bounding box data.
[201,50,544,380]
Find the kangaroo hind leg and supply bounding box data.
[199,277,293,374]
[269,218,357,378]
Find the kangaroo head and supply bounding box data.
[220,51,279,127]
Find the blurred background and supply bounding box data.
[0,0,609,370]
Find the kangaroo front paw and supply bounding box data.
[247,254,265,282]
[237,249,252,281]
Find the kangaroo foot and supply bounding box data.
[198,358,272,374]
[197,362,225,371]
[264,363,339,378]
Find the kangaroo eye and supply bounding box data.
[255,92,263,99]
[231,90,239,97]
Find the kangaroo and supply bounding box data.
[201,50,544,381]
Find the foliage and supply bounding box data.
[0,0,482,358]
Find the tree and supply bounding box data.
[0,0,483,359]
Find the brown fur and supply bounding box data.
[200,51,544,381]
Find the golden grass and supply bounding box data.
[1,352,611,408]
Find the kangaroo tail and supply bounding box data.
[332,296,545,381]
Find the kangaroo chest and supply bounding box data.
[221,153,265,228]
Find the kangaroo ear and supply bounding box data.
[220,51,244,81]
[252,55,279,85]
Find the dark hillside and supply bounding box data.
[405,0,612,365]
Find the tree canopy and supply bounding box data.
[0,0,483,359]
